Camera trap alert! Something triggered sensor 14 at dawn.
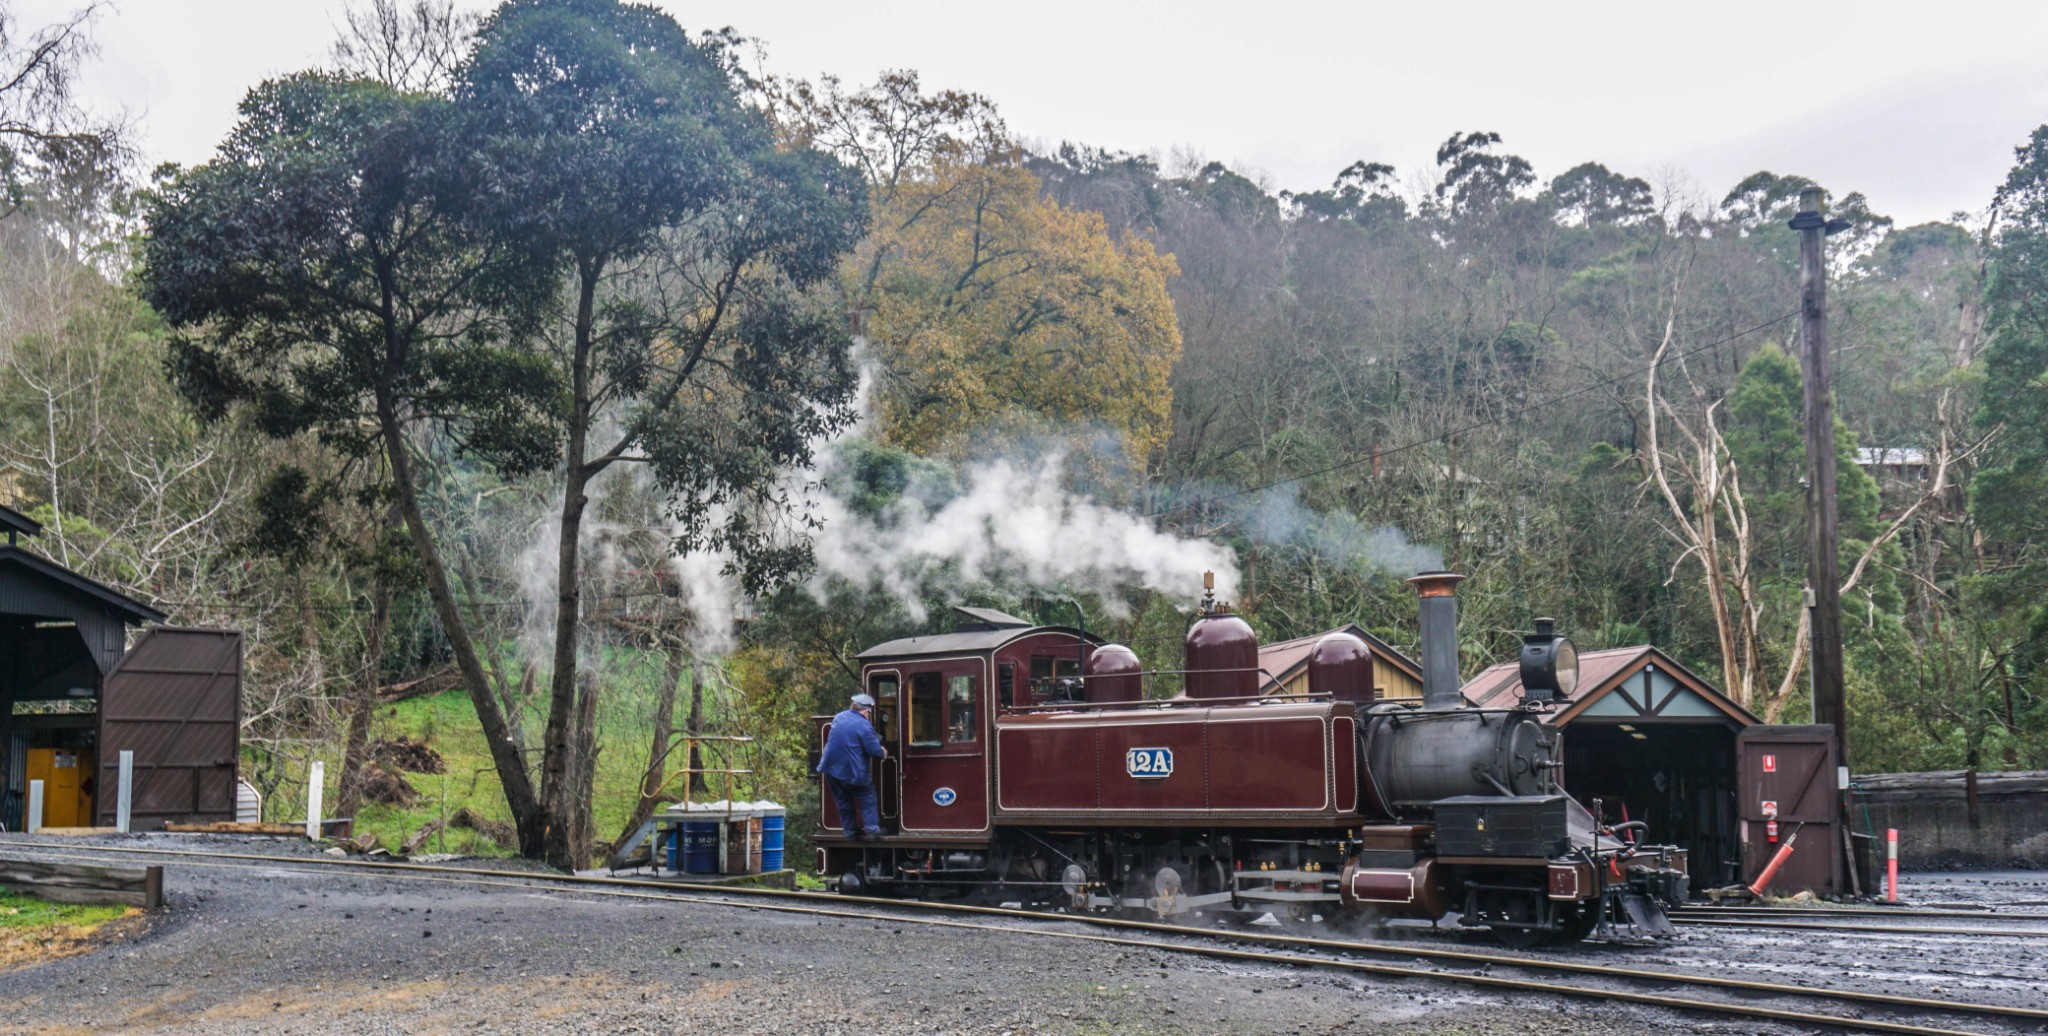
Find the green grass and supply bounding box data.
[0,889,129,931]
[289,676,789,866]
[347,689,525,859]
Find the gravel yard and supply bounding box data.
[0,833,2038,1035]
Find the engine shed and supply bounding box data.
[1259,625,1423,702]
[0,504,242,832]
[1462,645,1756,889]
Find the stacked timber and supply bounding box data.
[0,858,162,909]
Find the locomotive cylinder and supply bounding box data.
[1084,643,1144,704]
[1339,858,1449,920]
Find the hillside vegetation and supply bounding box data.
[1,0,2042,868]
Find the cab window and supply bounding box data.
[947,675,978,743]
[908,672,943,747]
[1029,655,1081,701]
[868,673,899,742]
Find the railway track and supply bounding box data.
[1679,905,2048,923]
[3,838,2039,1036]
[1671,904,2048,938]
[1677,916,2048,938]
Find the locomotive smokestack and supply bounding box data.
[1406,571,1466,712]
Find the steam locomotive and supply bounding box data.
[814,571,1688,945]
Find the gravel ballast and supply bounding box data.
[0,832,2039,1035]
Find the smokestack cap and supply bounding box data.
[1406,571,1466,598]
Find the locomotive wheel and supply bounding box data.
[1150,867,1184,917]
[1477,886,1553,948]
[1549,903,1602,945]
[1061,863,1093,912]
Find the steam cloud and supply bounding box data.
[654,357,1435,656]
[806,450,1241,622]
[1227,483,1443,576]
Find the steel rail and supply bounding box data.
[1678,916,2048,938]
[2,839,2032,1035]
[1679,906,2048,923]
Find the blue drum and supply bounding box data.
[682,820,720,874]
[760,810,786,871]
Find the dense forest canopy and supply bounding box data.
[2,0,2041,866]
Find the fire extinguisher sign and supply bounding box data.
[1762,754,1777,773]
[1761,800,1778,817]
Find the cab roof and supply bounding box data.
[857,625,1102,661]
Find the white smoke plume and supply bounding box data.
[1228,482,1443,577]
[658,356,1438,654]
[805,450,1239,622]
[662,353,1240,647]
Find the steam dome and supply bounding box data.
[1084,643,1143,704]
[1307,631,1373,704]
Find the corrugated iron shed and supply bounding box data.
[0,520,238,831]
[96,627,243,828]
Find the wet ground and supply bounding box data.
[0,832,2040,1035]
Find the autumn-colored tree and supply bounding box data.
[780,73,1183,469]
[859,157,1182,465]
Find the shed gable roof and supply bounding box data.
[1460,644,1757,727]
[0,546,166,625]
[0,504,41,542]
[1257,624,1423,690]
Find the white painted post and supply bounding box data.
[305,760,325,841]
[26,779,43,834]
[116,750,133,834]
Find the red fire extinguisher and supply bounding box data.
[1766,819,1780,843]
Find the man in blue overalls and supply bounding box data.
[819,692,887,840]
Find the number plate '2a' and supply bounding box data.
[1126,747,1173,779]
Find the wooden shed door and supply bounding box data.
[97,627,242,830]
[1736,724,1839,895]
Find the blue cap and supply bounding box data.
[852,693,876,708]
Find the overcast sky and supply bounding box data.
[23,0,2048,227]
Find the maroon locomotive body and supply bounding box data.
[816,574,1688,945]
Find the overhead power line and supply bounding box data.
[1146,311,1800,520]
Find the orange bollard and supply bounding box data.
[1748,838,1797,897]
[1886,828,1899,903]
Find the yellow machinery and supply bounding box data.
[24,748,94,828]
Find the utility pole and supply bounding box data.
[1791,185,1851,891]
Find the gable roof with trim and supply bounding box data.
[0,503,42,543]
[1460,644,1757,727]
[1258,624,1422,690]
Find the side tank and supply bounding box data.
[1358,705,1559,819]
